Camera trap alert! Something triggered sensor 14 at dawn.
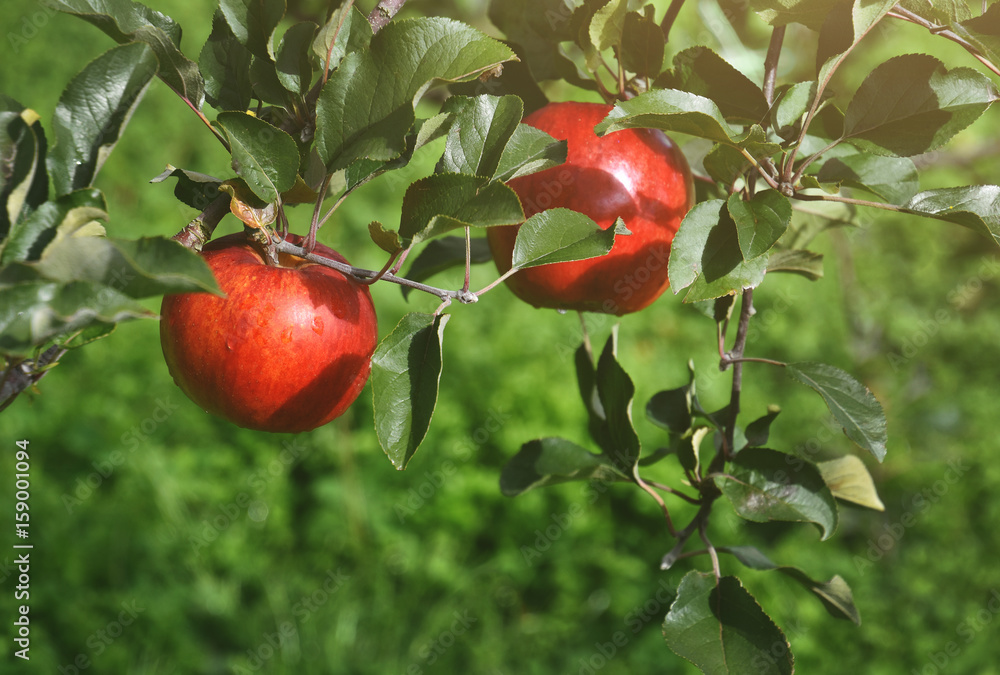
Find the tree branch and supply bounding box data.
[368,0,407,34]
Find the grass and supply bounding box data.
[2,1,1000,673]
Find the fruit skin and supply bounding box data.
[159,233,378,433]
[487,101,694,315]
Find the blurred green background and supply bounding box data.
[2,1,1000,673]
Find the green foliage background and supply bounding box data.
[2,1,1000,673]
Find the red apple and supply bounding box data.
[159,233,378,433]
[487,101,694,315]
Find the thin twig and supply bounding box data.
[888,7,1000,78]
[634,466,677,536]
[660,0,686,42]
[762,25,786,107]
[722,290,755,460]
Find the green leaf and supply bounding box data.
[493,124,567,183]
[595,326,640,471]
[312,4,373,74]
[645,363,700,472]
[596,90,777,155]
[399,174,523,244]
[200,10,253,112]
[43,0,205,109]
[47,42,158,197]
[215,112,299,203]
[667,200,768,303]
[575,341,611,455]
[951,4,1000,71]
[663,571,792,675]
[488,0,592,87]
[439,95,523,178]
[767,248,824,280]
[815,153,919,205]
[500,437,624,496]
[816,0,897,88]
[1,104,49,240]
[2,189,107,265]
[275,21,318,96]
[371,313,450,470]
[149,165,223,211]
[716,447,839,540]
[511,210,626,270]
[589,0,628,52]
[219,0,285,60]
[0,280,152,356]
[368,221,402,255]
[661,47,769,124]
[343,114,454,193]
[620,11,664,79]
[728,190,791,261]
[702,144,750,187]
[902,186,1000,246]
[750,0,840,29]
[400,236,492,299]
[786,362,887,461]
[772,82,816,139]
[27,236,221,297]
[720,546,861,624]
[744,405,781,448]
[899,0,971,24]
[817,455,885,511]
[842,54,999,157]
[315,17,515,171]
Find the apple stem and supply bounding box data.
[172,194,230,252]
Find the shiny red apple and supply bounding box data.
[159,233,378,433]
[487,101,694,315]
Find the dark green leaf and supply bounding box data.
[842,54,999,157]
[620,11,664,79]
[667,200,768,303]
[817,455,885,511]
[200,9,253,112]
[275,21,318,96]
[488,0,593,87]
[215,112,299,202]
[400,236,492,299]
[702,143,750,186]
[343,114,454,193]
[950,4,1000,72]
[646,364,696,436]
[371,312,449,470]
[716,447,838,540]
[500,437,624,496]
[815,153,919,205]
[315,18,515,171]
[767,248,824,279]
[661,47,769,124]
[28,236,221,297]
[772,81,816,140]
[1,104,49,240]
[663,571,792,675]
[0,280,152,356]
[43,0,205,109]
[48,42,158,196]
[2,189,107,265]
[728,190,791,260]
[149,165,223,211]
[902,186,1000,246]
[816,0,897,98]
[744,405,781,448]
[588,0,628,52]
[312,4,373,74]
[219,0,285,60]
[511,210,626,270]
[62,321,116,349]
[440,95,523,178]
[575,341,611,455]
[595,326,640,472]
[786,362,887,461]
[749,0,840,29]
[399,174,523,244]
[720,546,861,624]
[493,124,566,183]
